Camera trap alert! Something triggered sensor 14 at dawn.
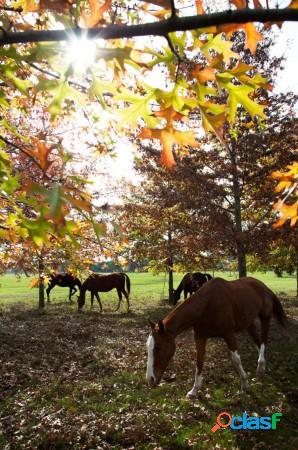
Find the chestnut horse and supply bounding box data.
[146,277,288,398]
[77,273,131,312]
[46,273,81,303]
[173,272,212,304]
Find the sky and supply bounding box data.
[271,21,298,95]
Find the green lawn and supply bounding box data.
[0,271,296,308]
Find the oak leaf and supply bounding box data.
[139,127,199,168]
[82,0,112,27]
[273,199,298,228]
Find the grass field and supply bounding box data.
[0,271,296,307]
[0,272,297,449]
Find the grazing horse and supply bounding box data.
[77,273,131,312]
[46,273,81,303]
[146,277,288,398]
[173,272,212,304]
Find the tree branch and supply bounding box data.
[0,135,47,176]
[0,9,297,45]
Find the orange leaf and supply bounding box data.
[26,140,54,172]
[244,22,263,54]
[195,0,205,14]
[231,0,246,8]
[273,199,298,228]
[83,0,112,27]
[29,279,39,288]
[160,131,176,168]
[289,0,298,8]
[274,181,292,193]
[191,65,216,83]
[40,0,74,11]
[218,22,263,53]
[253,0,263,7]
[139,128,199,168]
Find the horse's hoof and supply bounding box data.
[256,363,266,378]
[241,381,250,392]
[186,391,198,400]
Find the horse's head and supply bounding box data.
[146,319,176,386]
[172,289,180,304]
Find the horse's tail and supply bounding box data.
[123,273,131,296]
[272,293,289,335]
[76,278,82,289]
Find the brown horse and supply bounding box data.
[77,273,131,312]
[173,272,212,304]
[146,277,288,398]
[46,273,81,302]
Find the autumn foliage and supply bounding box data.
[0,0,297,276]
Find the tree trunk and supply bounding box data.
[167,229,174,304]
[38,255,45,309]
[168,266,174,304]
[296,265,298,298]
[236,242,247,278]
[229,144,247,278]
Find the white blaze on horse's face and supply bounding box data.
[146,322,176,386]
[146,334,156,384]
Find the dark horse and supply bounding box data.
[46,273,82,303]
[146,277,288,397]
[173,272,212,304]
[77,273,131,312]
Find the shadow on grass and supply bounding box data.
[0,297,297,449]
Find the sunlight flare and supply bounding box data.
[65,36,97,73]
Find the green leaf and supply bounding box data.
[48,183,63,218]
[116,88,160,128]
[88,72,117,101]
[200,33,239,63]
[220,81,266,122]
[93,221,107,240]
[47,80,86,118]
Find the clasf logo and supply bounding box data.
[211,411,282,432]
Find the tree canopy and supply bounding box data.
[0,0,297,281]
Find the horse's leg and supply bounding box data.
[247,323,261,351]
[69,286,77,302]
[90,292,94,308]
[46,284,53,303]
[122,288,130,312]
[256,316,271,378]
[187,332,206,399]
[224,332,249,392]
[184,288,187,299]
[115,289,122,311]
[95,292,103,312]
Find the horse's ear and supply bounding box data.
[148,319,155,330]
[158,320,165,333]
